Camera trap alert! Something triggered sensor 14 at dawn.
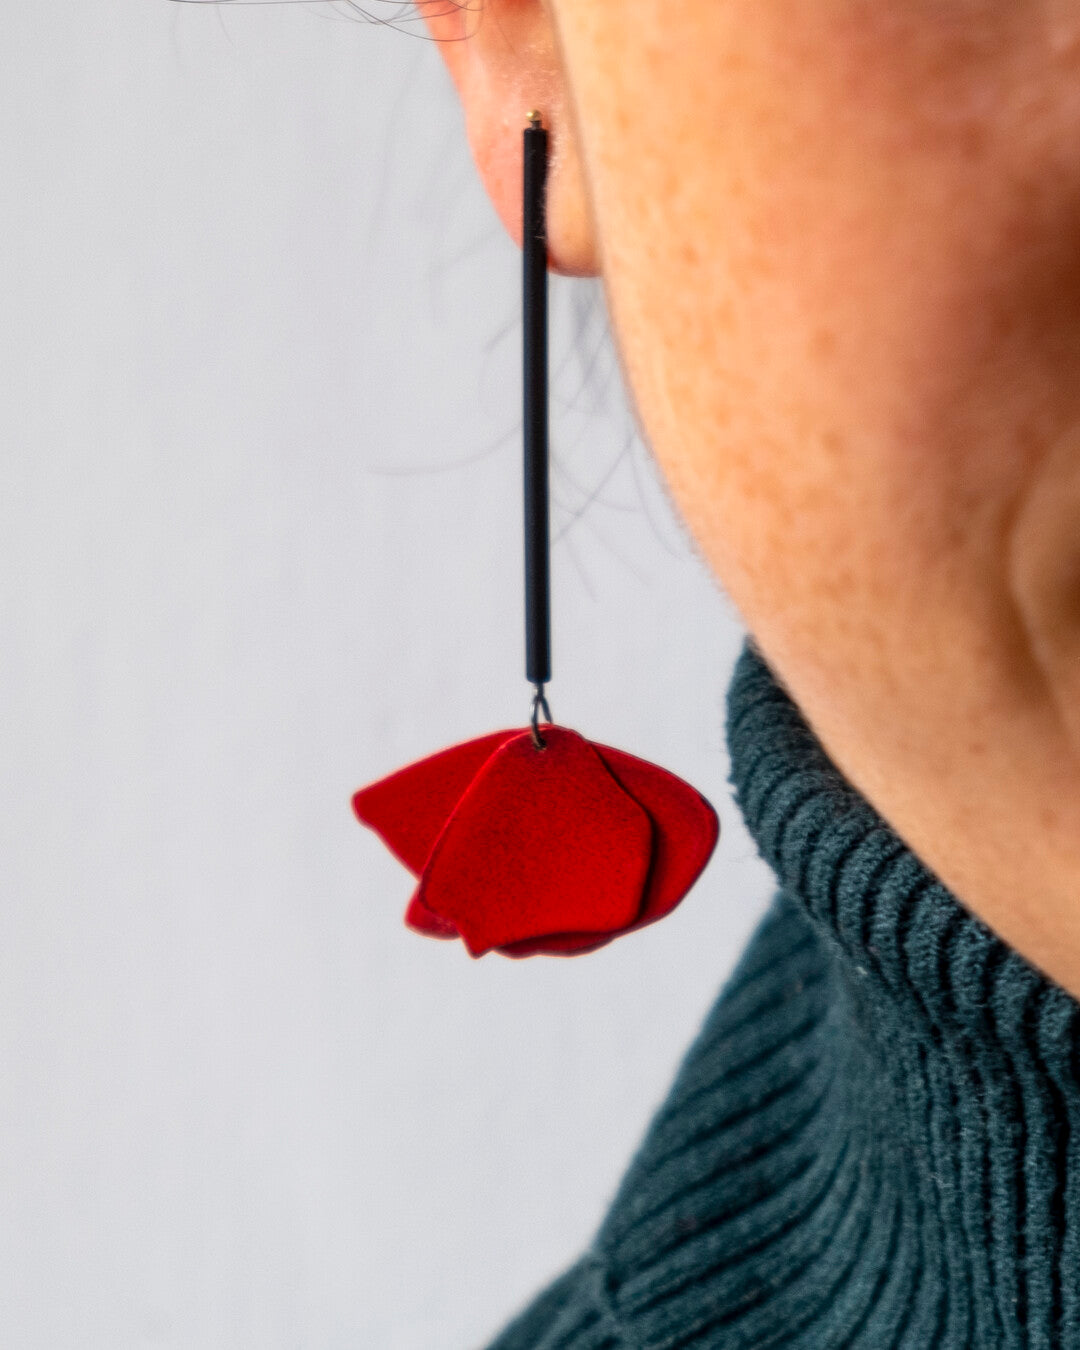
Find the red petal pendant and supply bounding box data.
[352,725,719,958]
[353,122,720,959]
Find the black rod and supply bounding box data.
[523,112,551,690]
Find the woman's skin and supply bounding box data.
[417,0,1080,1000]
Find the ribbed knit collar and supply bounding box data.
[723,638,1080,1345]
[489,641,1080,1348]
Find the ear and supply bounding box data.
[416,0,599,277]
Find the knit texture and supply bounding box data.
[485,639,1080,1349]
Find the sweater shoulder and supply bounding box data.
[484,895,828,1348]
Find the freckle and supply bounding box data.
[957,121,988,161]
[821,429,845,460]
[812,327,837,359]
[1039,804,1063,832]
[677,239,705,270]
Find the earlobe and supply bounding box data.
[416,0,599,277]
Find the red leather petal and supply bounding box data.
[419,728,654,957]
[352,730,519,875]
[593,743,719,931]
[502,749,719,955]
[404,889,459,939]
[499,930,616,958]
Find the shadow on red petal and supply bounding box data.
[404,890,459,939]
[499,931,617,958]
[594,744,719,931]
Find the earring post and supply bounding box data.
[523,114,551,698]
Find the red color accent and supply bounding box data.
[352,730,518,874]
[351,724,720,959]
[496,743,720,958]
[420,729,653,956]
[595,743,720,928]
[403,891,459,940]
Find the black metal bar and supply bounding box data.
[523,115,551,689]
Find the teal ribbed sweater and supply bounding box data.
[486,639,1080,1349]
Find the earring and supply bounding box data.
[352,112,719,959]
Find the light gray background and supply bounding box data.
[1,2,775,1346]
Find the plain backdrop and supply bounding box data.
[0,2,775,1346]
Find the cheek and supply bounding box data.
[576,4,1080,664]
[555,0,1080,998]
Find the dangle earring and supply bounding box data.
[352,113,719,959]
